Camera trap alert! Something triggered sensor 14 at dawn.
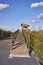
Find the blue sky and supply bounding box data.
[0,0,43,31]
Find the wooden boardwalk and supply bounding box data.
[10,32,29,56]
[10,43,29,55]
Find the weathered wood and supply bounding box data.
[11,29,19,49]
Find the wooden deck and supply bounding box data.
[10,31,29,55]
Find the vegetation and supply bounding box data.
[22,29,43,59]
[0,29,12,39]
[30,30,43,59]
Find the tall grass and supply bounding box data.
[22,29,43,59]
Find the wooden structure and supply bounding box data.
[11,24,30,50]
[11,29,19,49]
[21,24,30,48]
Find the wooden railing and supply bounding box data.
[11,29,19,49]
[22,29,30,48]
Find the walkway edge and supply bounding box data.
[8,54,30,58]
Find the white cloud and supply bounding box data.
[0,3,9,10]
[37,13,43,19]
[31,2,43,8]
[29,20,36,24]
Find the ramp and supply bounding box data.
[10,31,29,56]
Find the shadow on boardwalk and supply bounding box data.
[12,42,25,50]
